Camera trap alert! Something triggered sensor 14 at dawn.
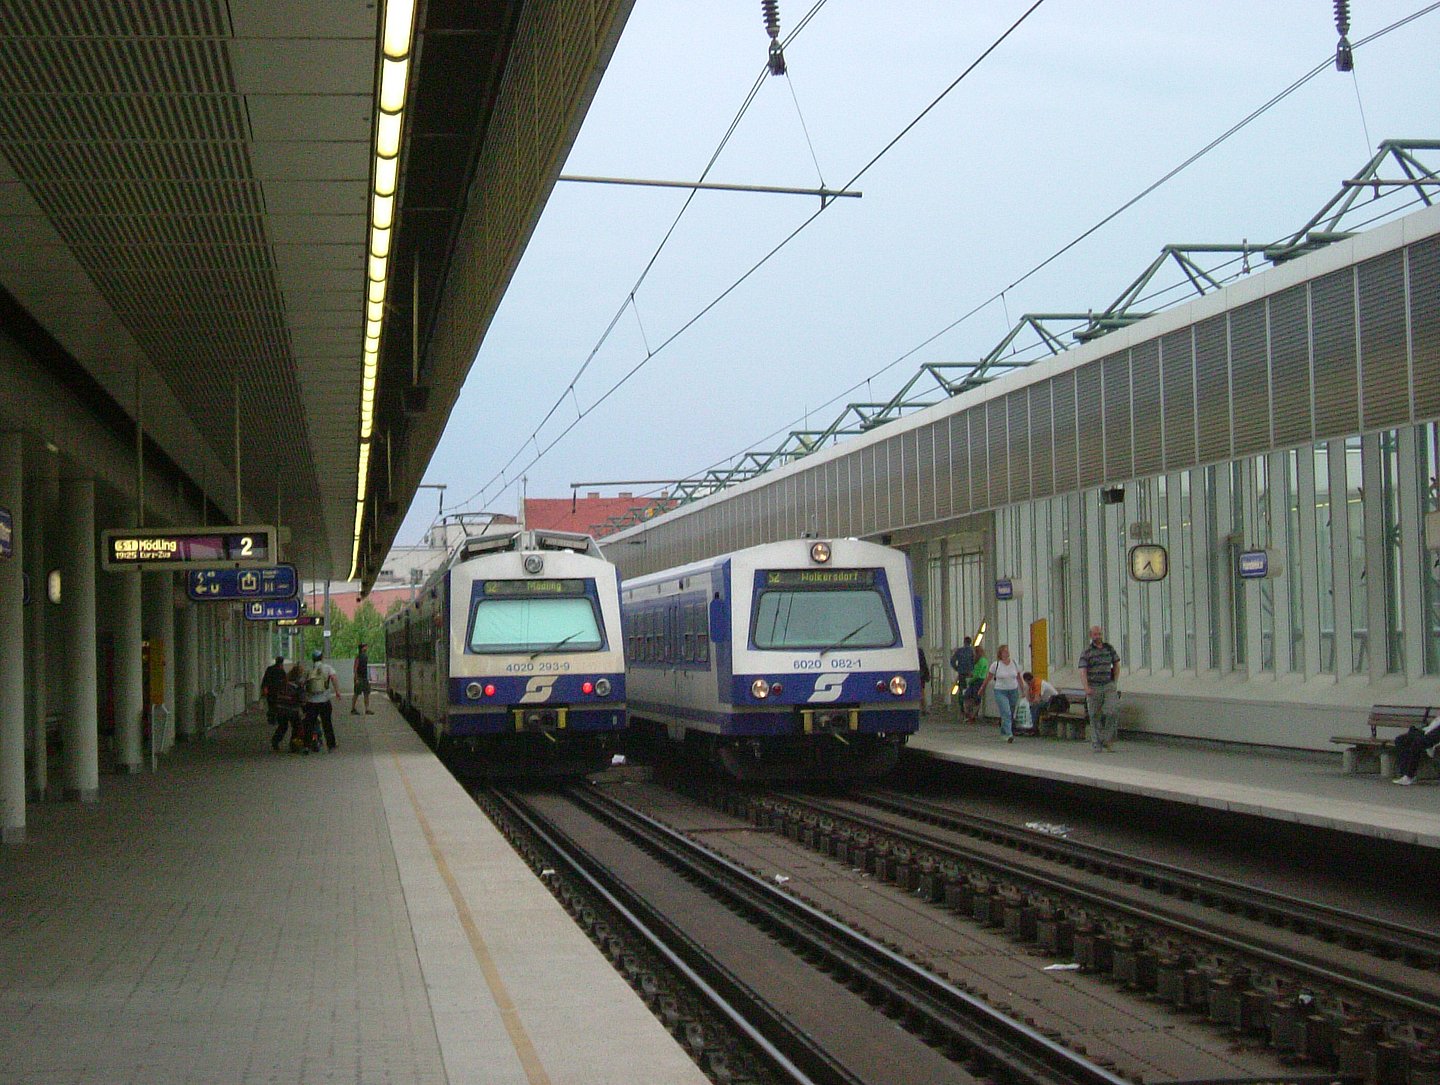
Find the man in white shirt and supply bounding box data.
[302,649,340,752]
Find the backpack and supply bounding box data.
[305,665,328,695]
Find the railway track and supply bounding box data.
[856,788,1440,970]
[481,783,1135,1085]
[702,783,1440,1078]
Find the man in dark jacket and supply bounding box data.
[351,643,375,715]
[950,637,976,719]
[260,656,288,748]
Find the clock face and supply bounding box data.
[1128,543,1169,582]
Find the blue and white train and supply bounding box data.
[385,528,627,777]
[622,538,922,781]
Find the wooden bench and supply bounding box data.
[1035,687,1089,740]
[1331,705,1437,776]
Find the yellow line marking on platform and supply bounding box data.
[393,752,553,1085]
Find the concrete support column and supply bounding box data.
[59,477,98,802]
[175,600,198,740]
[142,573,175,753]
[109,567,143,773]
[23,456,53,800]
[1,433,26,842]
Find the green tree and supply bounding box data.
[297,599,387,661]
[334,600,386,659]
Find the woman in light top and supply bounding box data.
[980,643,1023,742]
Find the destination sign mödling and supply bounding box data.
[102,525,274,571]
[187,564,297,601]
[482,578,584,597]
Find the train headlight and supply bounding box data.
[523,554,544,574]
[888,675,908,696]
[594,678,612,697]
[464,681,483,700]
[809,541,831,564]
[751,678,771,700]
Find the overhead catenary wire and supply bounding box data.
[667,2,1440,494]
[572,177,1437,520]
[444,2,1435,534]
[450,1,833,517]
[449,0,1048,519]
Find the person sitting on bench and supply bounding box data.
[1021,671,1062,733]
[1393,715,1440,785]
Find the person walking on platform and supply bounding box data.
[261,655,288,747]
[351,642,376,715]
[277,663,305,751]
[950,637,975,720]
[1079,625,1121,752]
[302,648,340,752]
[963,647,989,724]
[980,644,1022,742]
[1393,715,1440,785]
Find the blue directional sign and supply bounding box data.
[244,598,302,621]
[187,564,297,602]
[994,577,1014,600]
[1238,549,1270,579]
[0,506,12,560]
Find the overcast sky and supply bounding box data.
[393,0,1440,547]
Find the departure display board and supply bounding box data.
[102,525,274,571]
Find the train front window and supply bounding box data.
[751,569,898,650]
[468,586,603,654]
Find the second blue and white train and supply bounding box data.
[622,538,923,780]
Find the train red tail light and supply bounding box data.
[581,681,594,695]
[484,683,496,697]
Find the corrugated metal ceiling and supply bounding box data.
[0,0,635,586]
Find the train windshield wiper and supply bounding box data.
[819,621,873,656]
[529,631,581,659]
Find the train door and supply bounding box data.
[667,600,682,708]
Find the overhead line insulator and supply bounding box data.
[761,0,786,76]
[1334,0,1354,71]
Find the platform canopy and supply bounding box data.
[0,0,633,588]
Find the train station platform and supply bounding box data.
[0,702,708,1085]
[908,711,1440,852]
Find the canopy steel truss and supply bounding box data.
[598,139,1440,534]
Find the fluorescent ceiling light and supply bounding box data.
[372,192,394,229]
[380,57,408,112]
[383,0,416,58]
[375,156,398,196]
[376,112,402,157]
